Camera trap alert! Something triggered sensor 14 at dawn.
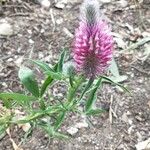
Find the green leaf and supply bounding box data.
[0,93,36,107]
[18,66,39,97]
[69,76,74,87]
[57,49,66,72]
[40,76,54,97]
[14,106,64,124]
[101,76,130,93]
[54,131,68,139]
[0,124,7,136]
[85,78,102,112]
[40,123,68,139]
[54,112,66,131]
[86,109,105,116]
[45,70,63,80]
[13,111,44,124]
[31,60,60,97]
[67,76,84,103]
[79,77,94,102]
[30,60,53,72]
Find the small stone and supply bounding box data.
[128,125,135,135]
[2,82,7,87]
[137,132,143,142]
[39,52,44,59]
[15,57,23,67]
[29,39,34,44]
[40,28,45,33]
[63,27,73,38]
[135,138,150,150]
[98,0,111,4]
[55,3,65,9]
[75,121,88,129]
[115,86,124,93]
[55,0,68,9]
[135,115,145,122]
[37,0,50,8]
[128,119,133,125]
[67,127,78,136]
[27,29,32,34]
[114,37,126,49]
[57,93,63,98]
[122,112,128,123]
[147,101,150,108]
[0,21,13,36]
[56,18,63,24]
[119,0,128,7]
[7,58,13,62]
[21,123,31,132]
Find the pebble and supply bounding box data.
[27,29,32,34]
[29,39,34,44]
[55,0,68,9]
[39,52,44,59]
[20,123,31,132]
[75,121,88,129]
[67,127,78,136]
[128,125,135,135]
[0,21,13,36]
[98,0,111,4]
[55,3,65,9]
[7,58,13,62]
[56,18,63,25]
[36,0,50,8]
[135,137,150,150]
[15,57,23,67]
[118,0,128,7]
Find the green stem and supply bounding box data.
[67,76,84,103]
[39,98,46,110]
[78,77,94,103]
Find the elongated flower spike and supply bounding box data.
[73,0,114,78]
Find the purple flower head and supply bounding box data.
[73,0,113,78]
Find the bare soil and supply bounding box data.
[0,0,150,149]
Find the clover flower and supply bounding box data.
[73,0,113,78]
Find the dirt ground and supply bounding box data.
[0,0,150,149]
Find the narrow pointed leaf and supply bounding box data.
[85,78,102,112]
[0,93,36,107]
[101,76,130,93]
[30,60,53,72]
[40,76,54,97]
[54,112,66,131]
[57,49,66,72]
[45,70,63,80]
[86,109,105,116]
[54,131,68,139]
[69,76,74,87]
[79,77,94,102]
[0,124,7,136]
[40,123,68,139]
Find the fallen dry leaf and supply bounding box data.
[6,128,23,150]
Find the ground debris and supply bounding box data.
[0,20,13,36]
[135,138,150,150]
